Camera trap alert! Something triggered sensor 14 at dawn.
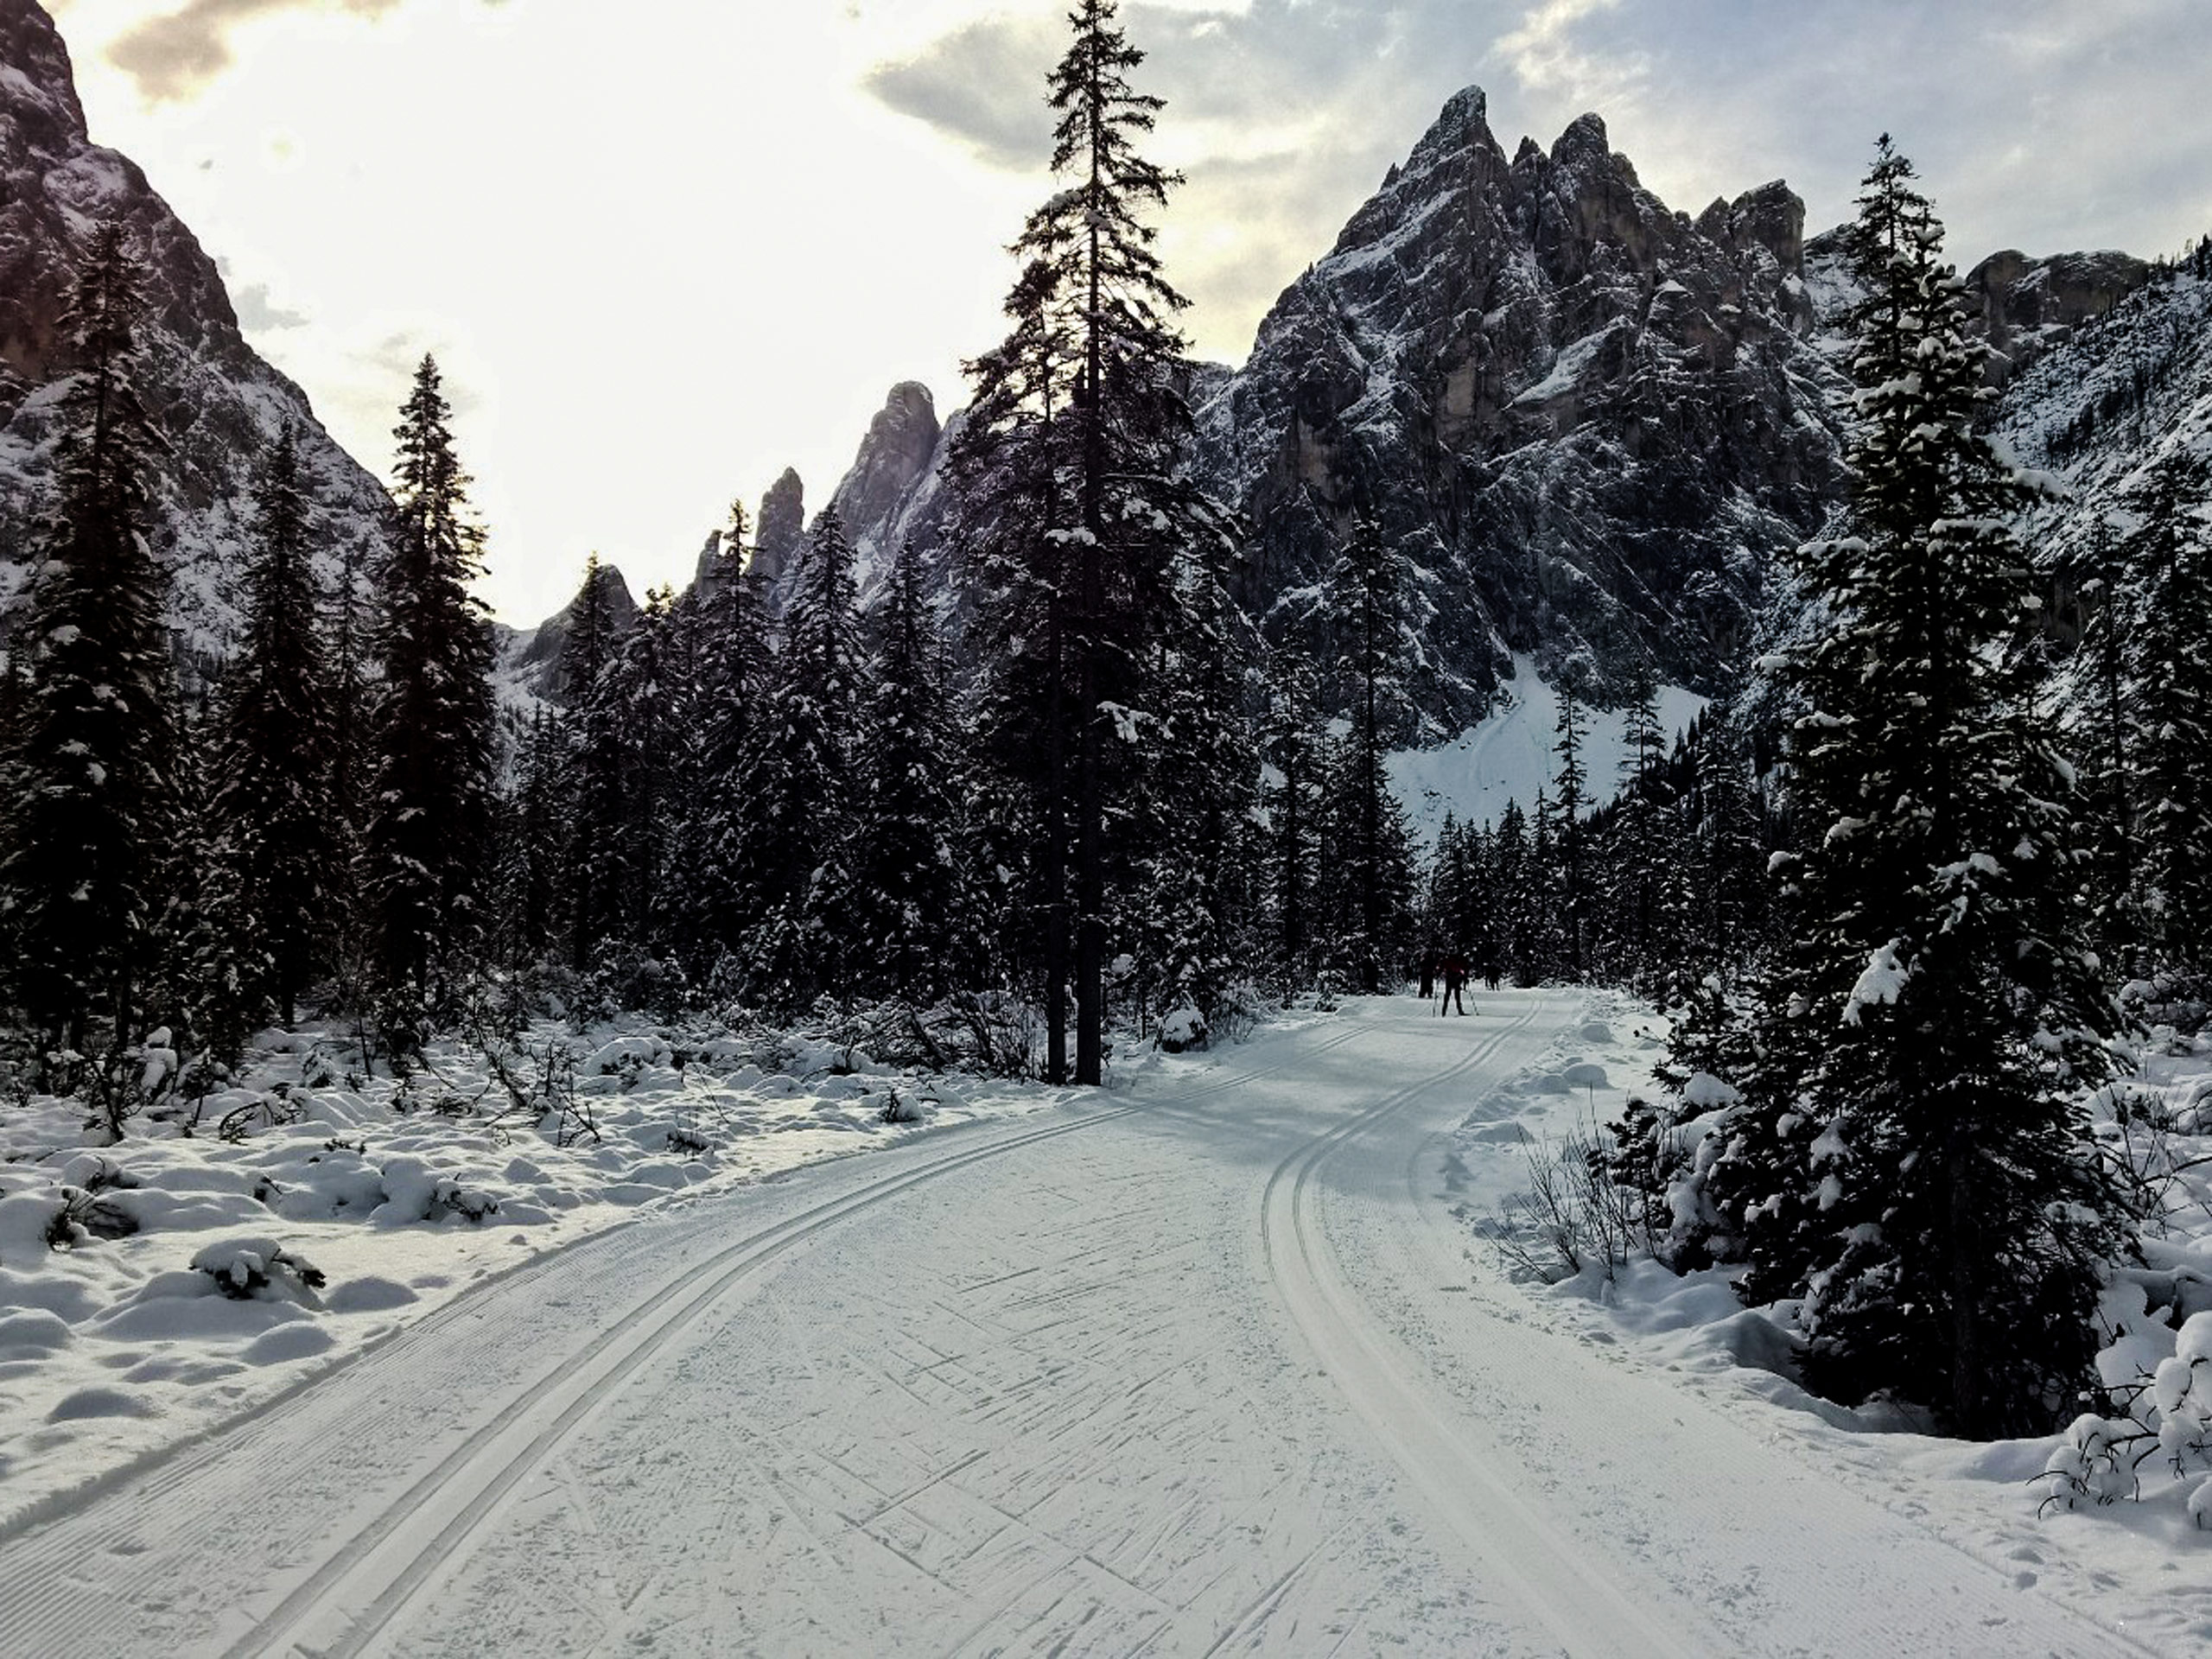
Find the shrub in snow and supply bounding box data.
[190,1236,327,1301]
[877,1087,926,1125]
[47,1156,140,1248]
[1158,1007,1209,1053]
[2041,1311,2212,1519]
[372,1157,499,1226]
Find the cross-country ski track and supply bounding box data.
[0,994,2163,1656]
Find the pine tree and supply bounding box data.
[734,505,865,1009]
[1700,140,2126,1435]
[1552,675,1589,980]
[952,0,1217,1081]
[562,554,631,970]
[1316,513,1416,993]
[211,423,337,1027]
[0,219,176,1065]
[1259,640,1325,992]
[2119,445,2212,968]
[855,538,964,1003]
[363,354,496,1025]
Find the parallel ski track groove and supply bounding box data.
[237,1023,1368,1659]
[1257,997,1713,1659]
[0,1020,1360,1659]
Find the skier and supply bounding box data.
[1481,945,1501,994]
[1418,949,1437,1001]
[1440,954,1469,1016]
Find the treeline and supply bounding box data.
[0,0,1441,1098]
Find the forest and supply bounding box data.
[6,0,2212,1456]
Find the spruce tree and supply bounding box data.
[1259,640,1325,993]
[1700,140,2126,1435]
[0,219,175,1066]
[855,538,964,1003]
[734,505,865,1008]
[953,0,1219,1081]
[212,423,337,1027]
[1318,513,1415,993]
[2119,446,2212,968]
[561,554,631,970]
[363,354,496,1024]
[1551,674,1592,981]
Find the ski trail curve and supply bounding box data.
[1258,996,1713,1657]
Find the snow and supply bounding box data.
[0,995,2191,1655]
[0,1013,1071,1528]
[1388,653,1707,847]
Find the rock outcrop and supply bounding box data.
[1192,88,1852,729]
[1965,247,2152,384]
[0,0,394,660]
[751,467,805,587]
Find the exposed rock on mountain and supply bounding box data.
[752,467,805,587]
[511,558,640,701]
[0,0,393,661]
[1966,248,2152,385]
[830,381,940,554]
[1192,89,1852,731]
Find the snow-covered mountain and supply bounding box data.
[768,86,2165,739]
[0,0,394,667]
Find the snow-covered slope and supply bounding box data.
[0,0,394,665]
[1388,654,1707,849]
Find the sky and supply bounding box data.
[39,0,2212,624]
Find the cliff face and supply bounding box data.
[1189,90,1855,729]
[0,0,393,660]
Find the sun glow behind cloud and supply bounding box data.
[41,0,2212,623]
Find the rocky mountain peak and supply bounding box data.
[829,380,941,554]
[0,0,84,148]
[753,466,805,585]
[1192,84,1847,728]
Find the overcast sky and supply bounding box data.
[41,0,2212,622]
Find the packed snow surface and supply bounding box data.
[0,993,2194,1655]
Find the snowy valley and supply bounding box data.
[4,0,2212,1653]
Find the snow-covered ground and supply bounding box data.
[0,1016,1063,1532]
[1464,992,2212,1655]
[0,993,2193,1656]
[1388,654,1707,849]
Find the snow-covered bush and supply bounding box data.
[1158,1007,1209,1053]
[2042,1311,2212,1521]
[1483,1125,1644,1284]
[190,1236,327,1301]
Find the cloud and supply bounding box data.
[231,280,310,332]
[105,0,508,104]
[861,13,1061,170]
[861,0,2212,361]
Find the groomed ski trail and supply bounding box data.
[0,995,2164,1656]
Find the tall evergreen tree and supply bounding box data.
[363,354,496,1020]
[1552,675,1589,980]
[2119,445,2212,967]
[562,554,631,969]
[1318,513,1416,993]
[1699,141,2126,1435]
[735,506,865,1008]
[855,538,964,1003]
[1259,640,1325,992]
[0,219,175,1064]
[212,424,337,1027]
[953,0,1228,1079]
